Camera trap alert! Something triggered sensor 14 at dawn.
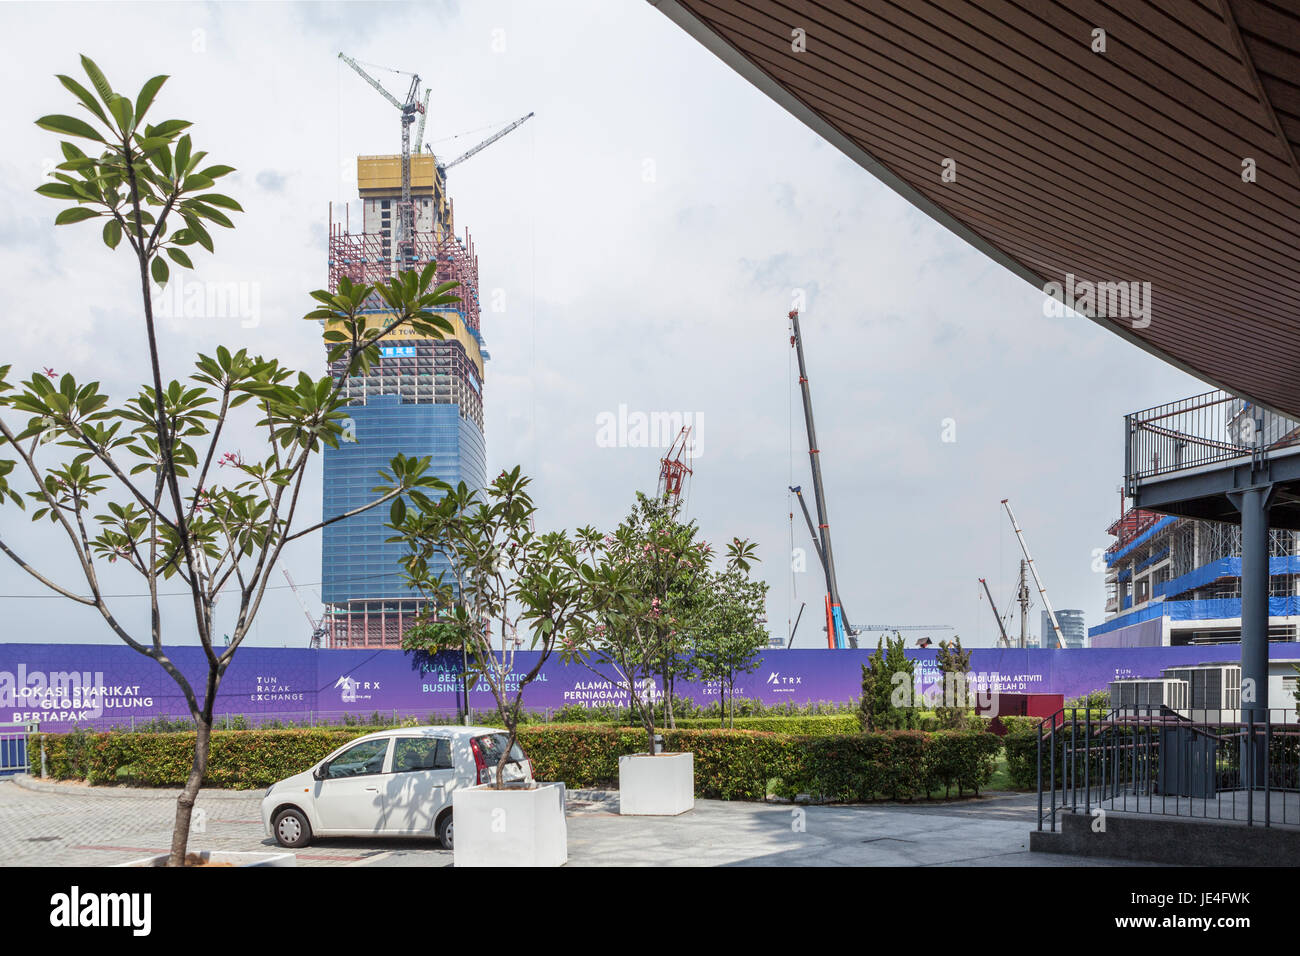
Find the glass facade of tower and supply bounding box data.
[322,397,486,605]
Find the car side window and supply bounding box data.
[324,738,390,779]
[392,737,453,772]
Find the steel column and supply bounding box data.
[1230,482,1274,788]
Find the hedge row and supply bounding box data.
[35,725,1003,802]
[659,715,860,735]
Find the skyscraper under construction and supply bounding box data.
[320,154,487,648]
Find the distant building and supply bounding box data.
[1042,609,1087,648]
[1090,509,1300,648]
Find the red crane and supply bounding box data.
[657,426,694,502]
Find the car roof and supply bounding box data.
[355,726,506,740]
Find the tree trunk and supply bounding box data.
[662,664,675,729]
[168,714,211,866]
[497,723,517,790]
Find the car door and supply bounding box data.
[382,736,453,833]
[312,737,391,833]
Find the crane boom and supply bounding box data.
[979,577,1013,648]
[441,112,535,172]
[338,53,407,111]
[414,87,432,154]
[282,570,327,649]
[657,426,693,502]
[1001,498,1064,648]
[789,310,854,649]
[788,486,825,569]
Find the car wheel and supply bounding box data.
[436,811,453,850]
[273,808,312,849]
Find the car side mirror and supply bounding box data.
[314,763,329,781]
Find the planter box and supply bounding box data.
[619,752,694,816]
[116,850,295,867]
[453,782,567,867]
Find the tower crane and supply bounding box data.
[282,570,328,649]
[338,52,425,270]
[1001,498,1065,648]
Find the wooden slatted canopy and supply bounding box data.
[650,0,1300,416]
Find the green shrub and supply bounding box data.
[1001,717,1115,791]
[925,730,1002,796]
[36,724,1006,803]
[669,715,858,735]
[779,732,931,802]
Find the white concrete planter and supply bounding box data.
[452,782,567,867]
[618,752,694,816]
[115,850,295,867]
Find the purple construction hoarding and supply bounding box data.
[2,642,1297,731]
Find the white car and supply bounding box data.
[261,726,533,850]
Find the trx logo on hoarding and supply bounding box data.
[765,672,802,692]
[335,675,379,704]
[49,886,151,936]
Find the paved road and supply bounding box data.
[0,778,1130,866]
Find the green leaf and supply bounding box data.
[79,55,113,104]
[102,218,122,249]
[149,119,191,138]
[55,75,110,125]
[106,94,133,134]
[195,193,243,212]
[175,134,192,176]
[34,114,104,142]
[150,255,169,286]
[54,207,101,225]
[165,246,193,269]
[34,182,80,200]
[134,75,168,121]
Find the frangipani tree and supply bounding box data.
[692,538,769,727]
[3,56,459,865]
[576,494,713,755]
[390,467,599,787]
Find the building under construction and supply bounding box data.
[319,153,488,648]
[1091,507,1300,648]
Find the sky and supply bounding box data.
[0,0,1208,651]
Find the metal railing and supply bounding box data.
[1036,706,1300,831]
[1124,389,1300,485]
[0,723,35,775]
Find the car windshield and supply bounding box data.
[474,733,526,765]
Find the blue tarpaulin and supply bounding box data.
[1105,516,1179,568]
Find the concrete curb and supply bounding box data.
[8,775,259,801]
[1031,810,1300,865]
[566,788,618,802]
